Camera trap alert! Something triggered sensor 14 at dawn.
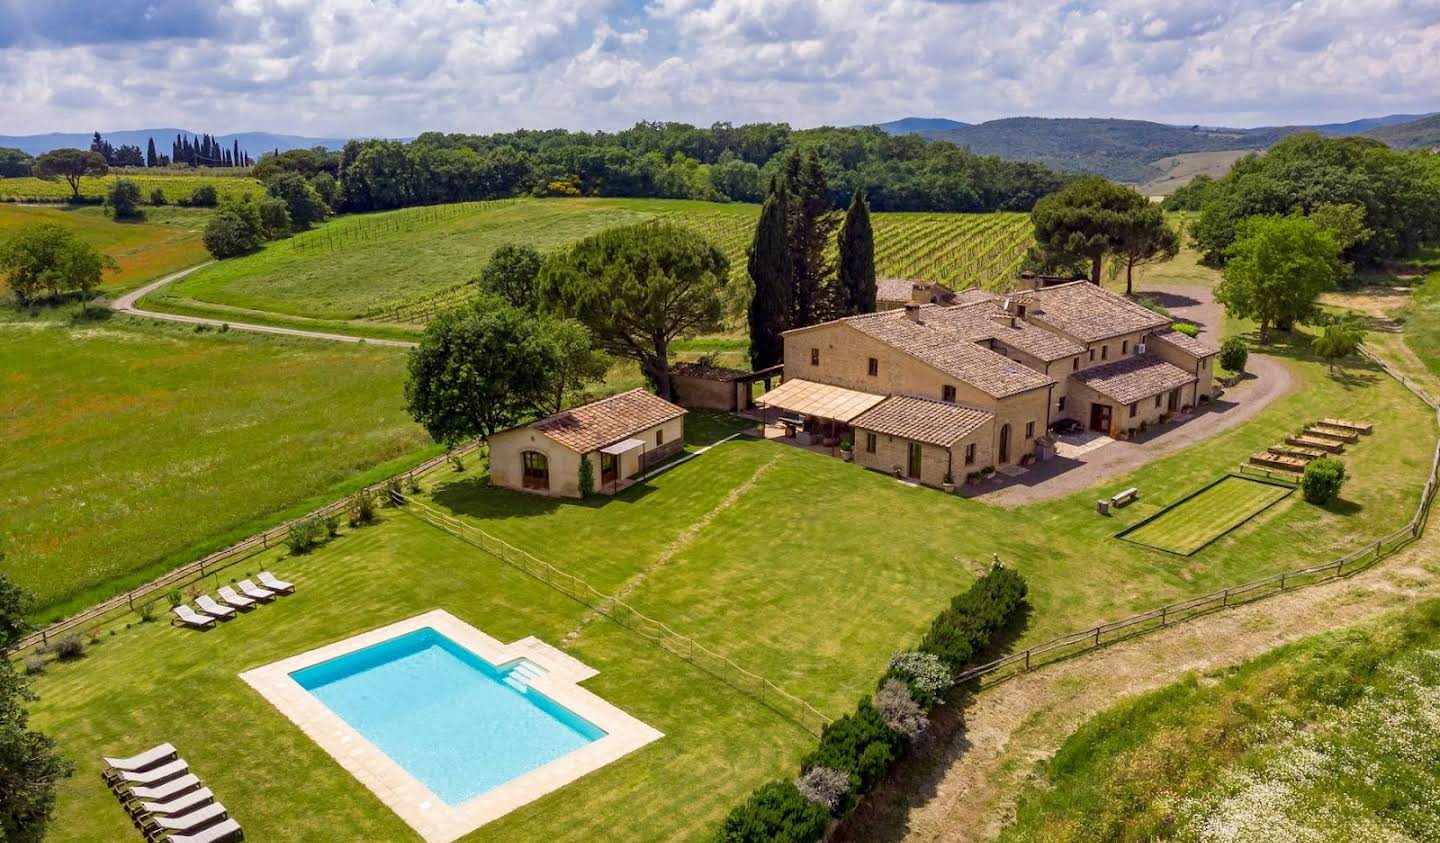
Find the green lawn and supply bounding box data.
[998,599,1440,842]
[0,172,262,204]
[0,204,210,293]
[1400,248,1440,377]
[0,308,434,618]
[1118,475,1294,556]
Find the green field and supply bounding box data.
[998,599,1440,842]
[142,197,1036,336]
[1118,475,1295,555]
[0,204,210,292]
[0,308,435,617]
[0,172,263,204]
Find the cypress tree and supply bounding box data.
[146,138,157,168]
[747,181,793,370]
[837,187,876,315]
[785,149,839,327]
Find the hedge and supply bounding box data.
[713,566,1029,841]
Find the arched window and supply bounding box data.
[521,451,550,490]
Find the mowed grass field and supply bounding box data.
[0,309,435,618]
[1119,475,1295,555]
[0,172,263,204]
[0,204,211,292]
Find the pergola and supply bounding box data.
[755,378,887,444]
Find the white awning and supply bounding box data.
[600,438,646,455]
[756,378,887,423]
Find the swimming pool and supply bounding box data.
[291,627,606,805]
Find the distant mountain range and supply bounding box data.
[869,112,1439,183]
[0,129,348,157]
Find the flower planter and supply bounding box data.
[942,481,956,494]
[841,449,854,462]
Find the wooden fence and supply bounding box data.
[956,346,1440,687]
[9,442,482,655]
[399,496,832,737]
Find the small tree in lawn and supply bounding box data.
[106,178,143,220]
[538,222,728,400]
[1219,336,1248,373]
[0,223,114,306]
[1215,214,1339,343]
[1301,457,1346,505]
[33,148,108,200]
[1313,316,1364,374]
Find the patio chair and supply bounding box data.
[122,774,200,806]
[216,586,255,610]
[164,817,244,843]
[195,595,236,620]
[131,787,213,820]
[140,801,227,839]
[256,571,294,594]
[236,580,276,602]
[171,606,216,629]
[110,758,189,792]
[103,743,178,776]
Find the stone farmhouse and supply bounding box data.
[760,280,1216,490]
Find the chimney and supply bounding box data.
[911,283,930,305]
[903,303,923,323]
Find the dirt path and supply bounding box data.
[111,263,418,348]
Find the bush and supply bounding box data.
[349,489,377,527]
[448,453,465,473]
[323,513,341,537]
[23,655,45,675]
[1302,457,1347,505]
[256,195,292,239]
[106,178,143,219]
[885,651,951,708]
[1219,335,1248,373]
[285,517,323,555]
[202,207,262,258]
[715,780,829,843]
[920,566,1029,672]
[874,678,928,738]
[137,600,157,623]
[53,633,84,661]
[166,589,183,607]
[383,477,404,507]
[579,455,595,498]
[802,698,904,794]
[1171,321,1199,337]
[189,184,219,207]
[149,188,167,206]
[794,766,849,814]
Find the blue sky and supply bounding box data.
[1,0,1437,136]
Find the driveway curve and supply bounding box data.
[111,263,418,349]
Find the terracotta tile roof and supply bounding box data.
[757,378,887,423]
[845,308,1056,398]
[876,278,954,304]
[1072,355,1196,405]
[531,389,686,453]
[1020,281,1170,342]
[952,288,1000,305]
[671,360,750,382]
[851,395,994,448]
[1148,328,1217,359]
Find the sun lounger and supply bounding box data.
[165,817,243,843]
[131,787,213,819]
[171,606,216,629]
[103,743,178,775]
[141,801,227,837]
[195,595,236,620]
[123,774,200,805]
[257,571,294,594]
[216,586,255,609]
[110,758,189,791]
[236,580,276,602]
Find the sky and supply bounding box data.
[1,0,1438,137]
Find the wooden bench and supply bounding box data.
[1321,417,1374,434]
[1286,435,1344,454]
[1111,487,1138,507]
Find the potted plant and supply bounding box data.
[942,473,956,493]
[839,435,854,462]
[966,470,982,485]
[893,465,903,478]
[980,466,994,480]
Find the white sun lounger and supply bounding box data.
[110,758,188,790]
[195,595,236,620]
[132,786,213,818]
[123,774,200,805]
[216,586,255,609]
[257,571,294,594]
[142,800,228,836]
[236,580,275,602]
[166,817,243,843]
[172,606,216,629]
[103,742,178,774]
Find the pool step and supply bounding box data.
[504,660,545,692]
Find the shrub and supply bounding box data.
[920,566,1028,672]
[794,766,849,814]
[323,513,341,537]
[137,600,157,623]
[886,651,951,708]
[579,455,595,498]
[448,453,465,472]
[149,188,167,206]
[24,655,45,675]
[1302,457,1347,505]
[874,678,927,738]
[1219,335,1248,373]
[53,633,84,661]
[285,517,323,555]
[715,780,828,843]
[383,477,404,507]
[256,195,292,239]
[106,178,143,219]
[189,184,219,207]
[349,489,377,526]
[1170,321,1199,337]
[202,206,262,258]
[166,589,183,607]
[802,698,904,794]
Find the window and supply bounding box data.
[867,357,878,377]
[1101,344,1109,361]
[942,385,957,402]
[1122,340,1129,355]
[521,451,550,490]
[656,429,664,446]
[1154,394,1162,408]
[1128,402,1137,418]
[965,443,976,465]
[810,348,820,366]
[1025,421,1035,439]
[1016,304,1027,317]
[865,432,877,453]
[1058,396,1067,412]
[1072,357,1079,371]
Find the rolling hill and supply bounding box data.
[1364,113,1440,149]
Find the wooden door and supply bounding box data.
[998,424,1011,464]
[907,442,922,478]
[1089,403,1112,433]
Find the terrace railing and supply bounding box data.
[398,495,833,737]
[955,345,1440,687]
[8,442,483,655]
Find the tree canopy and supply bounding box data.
[747,183,793,370]
[1030,176,1155,284]
[264,172,328,231]
[836,187,877,316]
[480,244,544,311]
[0,223,115,304]
[1110,204,1179,295]
[538,222,729,399]
[1215,214,1339,342]
[33,149,108,200]
[202,201,265,258]
[0,147,33,178]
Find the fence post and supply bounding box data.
[1024,649,1030,671]
[1222,588,1229,607]
[1092,627,1100,647]
[1279,573,1286,591]
[1160,605,1167,625]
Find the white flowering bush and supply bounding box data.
[874,678,928,739]
[795,765,850,814]
[887,651,951,707]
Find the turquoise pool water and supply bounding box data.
[291,628,605,805]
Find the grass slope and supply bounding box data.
[0,309,433,617]
[1119,476,1293,556]
[0,204,210,293]
[0,172,262,203]
[998,599,1440,842]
